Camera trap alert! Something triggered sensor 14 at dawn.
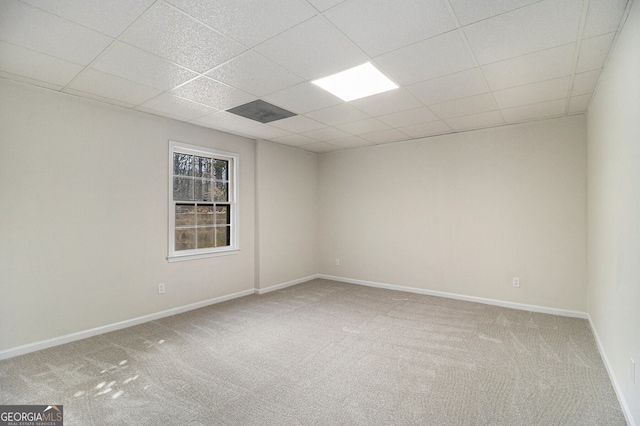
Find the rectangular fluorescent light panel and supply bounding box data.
[312,62,398,102]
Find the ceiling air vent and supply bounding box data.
[226,99,296,124]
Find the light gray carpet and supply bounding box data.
[0,279,626,425]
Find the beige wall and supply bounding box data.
[0,77,592,356]
[319,116,588,311]
[0,80,256,351]
[587,0,640,422]
[255,139,318,290]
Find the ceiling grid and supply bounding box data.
[0,0,632,153]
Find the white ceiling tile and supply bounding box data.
[481,43,576,91]
[377,107,440,128]
[263,82,341,114]
[67,69,162,106]
[450,0,541,26]
[567,94,592,114]
[268,115,326,133]
[324,0,455,57]
[232,128,261,139]
[349,88,422,116]
[92,42,198,91]
[329,136,373,149]
[375,30,475,85]
[360,129,410,144]
[0,70,64,90]
[493,77,570,109]
[300,142,339,153]
[306,0,346,12]
[429,93,498,119]
[172,76,256,110]
[272,134,317,147]
[0,1,113,65]
[255,16,368,80]
[444,110,504,131]
[304,104,371,126]
[572,70,601,96]
[0,40,83,87]
[21,0,155,38]
[301,127,351,142]
[63,88,137,109]
[399,120,453,138]
[123,3,245,73]
[576,33,616,73]
[238,124,294,139]
[501,99,566,123]
[408,68,489,105]
[3,0,628,146]
[193,120,231,132]
[193,111,262,131]
[136,93,217,120]
[337,118,391,135]
[206,51,304,97]
[582,0,629,38]
[166,0,317,48]
[463,0,583,65]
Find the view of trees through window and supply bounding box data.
[172,152,231,251]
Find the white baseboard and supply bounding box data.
[318,274,589,319]
[0,274,590,361]
[588,316,636,426]
[254,274,321,295]
[319,274,635,423]
[0,288,254,361]
[1,274,321,360]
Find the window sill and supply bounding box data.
[167,249,240,263]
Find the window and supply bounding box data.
[168,141,238,262]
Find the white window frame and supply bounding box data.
[167,140,239,262]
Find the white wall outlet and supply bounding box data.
[158,283,165,294]
[335,258,340,266]
[512,277,520,287]
[632,358,636,384]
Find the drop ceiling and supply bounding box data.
[0,0,632,153]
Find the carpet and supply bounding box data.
[0,279,626,425]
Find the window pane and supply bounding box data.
[197,205,214,225]
[214,182,228,202]
[194,179,213,201]
[173,153,193,176]
[194,156,212,178]
[213,159,228,180]
[215,226,230,247]
[175,228,195,251]
[170,144,236,259]
[175,204,195,226]
[197,226,215,249]
[215,206,229,225]
[173,177,194,200]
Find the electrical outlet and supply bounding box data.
[512,277,520,287]
[632,358,636,384]
[335,258,340,266]
[158,283,165,294]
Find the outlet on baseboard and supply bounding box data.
[512,277,520,288]
[158,283,165,294]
